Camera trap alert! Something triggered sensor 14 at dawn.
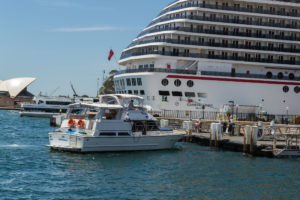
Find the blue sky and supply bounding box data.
[0,0,169,97]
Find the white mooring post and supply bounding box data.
[210,123,216,146]
[250,126,258,155]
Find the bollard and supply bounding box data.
[210,123,216,146]
[243,125,251,154]
[250,126,258,155]
[215,123,222,147]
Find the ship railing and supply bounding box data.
[137,26,300,42]
[155,2,300,22]
[120,51,300,66]
[149,110,300,124]
[148,14,300,31]
[115,68,197,76]
[128,38,300,53]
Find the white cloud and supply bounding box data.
[51,26,119,32]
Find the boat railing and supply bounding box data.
[115,68,197,76]
[155,2,300,24]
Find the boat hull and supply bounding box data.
[49,132,185,152]
[20,111,63,118]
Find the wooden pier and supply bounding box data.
[175,119,300,158]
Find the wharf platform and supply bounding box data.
[185,132,276,157]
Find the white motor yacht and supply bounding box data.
[48,94,185,152]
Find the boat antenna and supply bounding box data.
[70,82,78,97]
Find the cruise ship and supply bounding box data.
[114,0,300,115]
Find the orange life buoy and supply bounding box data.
[77,119,85,129]
[196,120,201,126]
[68,118,76,127]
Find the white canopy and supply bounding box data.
[0,77,36,98]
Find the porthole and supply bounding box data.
[289,73,295,80]
[174,79,181,87]
[161,79,169,86]
[283,86,289,93]
[187,80,194,87]
[266,71,273,79]
[277,72,283,79]
[294,86,300,94]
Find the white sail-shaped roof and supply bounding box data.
[0,77,36,98]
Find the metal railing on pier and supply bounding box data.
[149,110,300,124]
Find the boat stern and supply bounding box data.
[48,131,85,152]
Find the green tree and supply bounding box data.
[99,69,118,95]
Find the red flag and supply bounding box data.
[108,49,114,61]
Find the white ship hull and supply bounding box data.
[49,132,184,152]
[115,72,300,115]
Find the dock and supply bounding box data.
[171,119,300,158]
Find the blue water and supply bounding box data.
[0,111,300,200]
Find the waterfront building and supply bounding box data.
[114,0,300,115]
[0,78,36,110]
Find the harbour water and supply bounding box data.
[1,110,300,200]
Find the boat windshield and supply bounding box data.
[67,106,101,119]
[117,96,144,108]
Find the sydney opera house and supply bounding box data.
[0,78,36,110]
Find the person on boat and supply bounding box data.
[128,100,135,110]
[124,112,130,122]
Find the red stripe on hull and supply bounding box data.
[166,75,300,86]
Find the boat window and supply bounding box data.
[172,91,183,96]
[198,93,208,98]
[86,107,100,119]
[134,90,138,95]
[132,121,145,132]
[99,132,116,136]
[289,73,295,80]
[68,107,87,118]
[187,80,194,87]
[161,79,169,86]
[101,109,120,120]
[128,90,132,94]
[146,121,159,131]
[132,78,137,86]
[137,78,142,86]
[118,132,130,136]
[126,78,131,86]
[277,72,283,79]
[46,101,71,105]
[185,92,196,97]
[174,79,181,87]
[101,96,118,105]
[159,91,170,96]
[266,72,273,79]
[283,86,289,93]
[294,86,300,94]
[140,90,145,95]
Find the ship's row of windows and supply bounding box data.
[151,10,300,33]
[159,0,300,23]
[115,78,143,87]
[283,86,300,94]
[158,90,207,98]
[116,90,145,96]
[138,64,154,69]
[138,22,300,44]
[162,79,194,88]
[123,46,299,65]
[266,72,298,80]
